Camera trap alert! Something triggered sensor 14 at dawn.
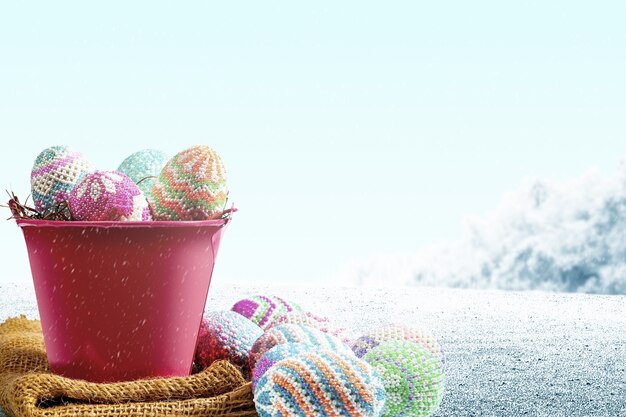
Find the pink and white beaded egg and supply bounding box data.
[69,171,152,221]
[194,310,263,378]
[265,311,351,345]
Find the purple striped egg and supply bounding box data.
[232,295,302,329]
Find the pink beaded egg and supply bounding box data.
[69,171,152,221]
[265,311,351,345]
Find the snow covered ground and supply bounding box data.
[0,281,625,417]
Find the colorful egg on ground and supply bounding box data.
[352,324,445,369]
[265,311,351,344]
[254,350,386,417]
[194,310,263,378]
[232,295,302,329]
[117,149,168,205]
[151,145,228,220]
[363,341,444,417]
[68,171,151,221]
[31,146,94,213]
[251,342,315,390]
[249,324,352,370]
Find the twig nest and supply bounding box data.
[69,171,151,221]
[249,324,352,370]
[194,310,263,378]
[265,311,351,345]
[352,324,445,370]
[251,342,316,390]
[152,145,228,220]
[362,341,444,417]
[232,295,302,329]
[254,350,387,417]
[31,146,94,213]
[117,149,168,206]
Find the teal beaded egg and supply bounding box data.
[117,149,168,205]
[31,146,94,214]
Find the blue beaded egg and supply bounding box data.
[251,342,316,390]
[249,324,353,370]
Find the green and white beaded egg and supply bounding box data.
[363,341,444,417]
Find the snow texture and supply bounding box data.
[0,282,624,416]
[340,163,626,294]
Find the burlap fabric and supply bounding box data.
[0,316,258,417]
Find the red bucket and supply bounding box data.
[16,216,231,383]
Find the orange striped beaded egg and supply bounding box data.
[254,350,386,417]
[152,145,228,220]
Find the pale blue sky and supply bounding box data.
[1,1,625,285]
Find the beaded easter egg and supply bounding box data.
[249,324,353,369]
[194,310,263,377]
[151,145,228,220]
[68,171,152,221]
[117,149,168,204]
[266,311,351,344]
[251,342,316,390]
[363,341,444,417]
[254,350,386,417]
[31,146,94,213]
[352,324,445,369]
[232,295,302,329]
